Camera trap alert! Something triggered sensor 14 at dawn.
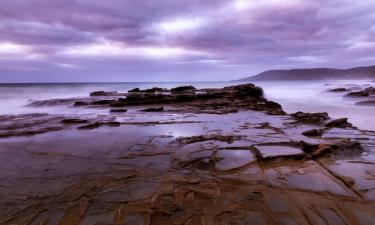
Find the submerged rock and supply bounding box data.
[78,121,121,130]
[355,100,375,106]
[215,150,256,171]
[329,88,348,92]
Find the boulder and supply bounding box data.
[324,118,352,128]
[302,129,324,137]
[224,83,263,98]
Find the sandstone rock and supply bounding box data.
[253,145,305,160]
[302,140,363,158]
[215,150,257,171]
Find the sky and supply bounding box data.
[0,0,374,82]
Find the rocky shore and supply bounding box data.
[0,83,374,225]
[328,83,375,106]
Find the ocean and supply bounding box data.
[0,80,374,130]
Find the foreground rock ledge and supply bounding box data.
[0,83,374,225]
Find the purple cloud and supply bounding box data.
[0,0,374,82]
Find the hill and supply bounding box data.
[239,65,375,81]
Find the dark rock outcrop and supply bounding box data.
[346,91,369,97]
[141,107,164,112]
[170,86,196,94]
[128,88,140,92]
[90,91,123,96]
[69,83,284,115]
[302,129,324,137]
[73,101,89,106]
[325,118,352,128]
[61,118,89,124]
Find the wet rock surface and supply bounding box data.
[0,83,374,224]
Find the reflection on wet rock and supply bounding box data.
[0,83,374,224]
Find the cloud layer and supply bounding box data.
[0,0,374,82]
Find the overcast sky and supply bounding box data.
[0,0,374,82]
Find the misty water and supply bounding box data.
[0,80,374,131]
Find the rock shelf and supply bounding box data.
[0,83,374,224]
